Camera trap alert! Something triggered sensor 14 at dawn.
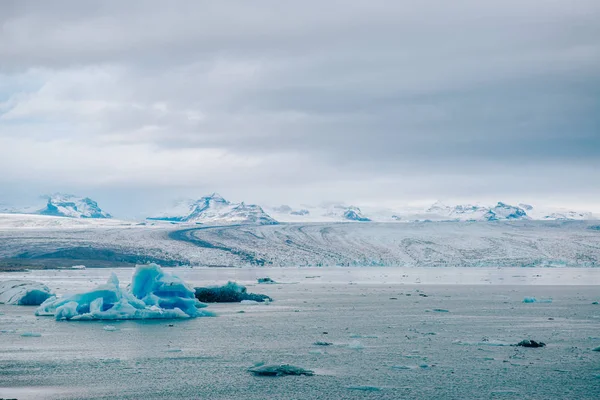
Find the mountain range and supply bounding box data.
[0,193,597,224]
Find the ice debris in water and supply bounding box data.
[0,280,54,305]
[103,325,119,332]
[21,332,42,337]
[248,364,314,377]
[347,340,364,350]
[523,297,552,303]
[35,263,213,321]
[515,339,546,348]
[347,386,381,392]
[257,277,276,284]
[194,281,272,303]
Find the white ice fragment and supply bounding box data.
[35,263,213,321]
[71,265,86,269]
[103,325,119,332]
[347,340,364,350]
[0,280,54,305]
[21,332,42,337]
[240,300,260,305]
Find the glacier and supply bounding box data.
[35,263,212,320]
[0,280,54,305]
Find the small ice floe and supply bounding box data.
[592,346,600,352]
[313,341,333,346]
[240,300,260,305]
[515,339,546,348]
[36,263,213,321]
[195,282,271,303]
[257,277,276,284]
[71,265,86,270]
[347,386,381,392]
[347,340,364,350]
[21,332,42,337]
[391,365,416,370]
[453,340,512,347]
[165,349,182,353]
[523,297,552,303]
[248,364,314,377]
[432,309,449,313]
[350,334,378,338]
[0,280,54,305]
[103,325,119,332]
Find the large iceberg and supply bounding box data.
[0,280,54,305]
[36,264,213,320]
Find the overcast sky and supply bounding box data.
[1,0,599,217]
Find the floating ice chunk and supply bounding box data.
[347,386,381,392]
[515,339,546,348]
[195,282,272,303]
[21,332,42,337]
[0,280,54,305]
[523,297,552,303]
[453,340,511,347]
[36,263,212,321]
[240,300,259,305]
[347,340,364,350]
[71,265,86,269]
[257,277,276,284]
[248,364,314,376]
[103,325,119,332]
[391,365,416,370]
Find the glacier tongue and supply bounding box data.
[36,264,212,320]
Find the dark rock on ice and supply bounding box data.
[248,364,314,377]
[515,339,546,348]
[195,282,272,303]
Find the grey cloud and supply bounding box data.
[0,0,599,216]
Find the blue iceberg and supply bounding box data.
[0,280,54,305]
[36,264,212,320]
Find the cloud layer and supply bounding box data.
[1,1,599,216]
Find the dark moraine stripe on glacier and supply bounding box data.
[168,226,270,266]
[14,247,184,267]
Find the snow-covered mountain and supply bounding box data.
[147,193,278,225]
[0,194,112,219]
[268,200,597,223]
[268,203,372,222]
[424,201,529,221]
[38,194,112,219]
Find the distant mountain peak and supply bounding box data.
[38,193,112,219]
[342,206,371,222]
[148,193,277,225]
